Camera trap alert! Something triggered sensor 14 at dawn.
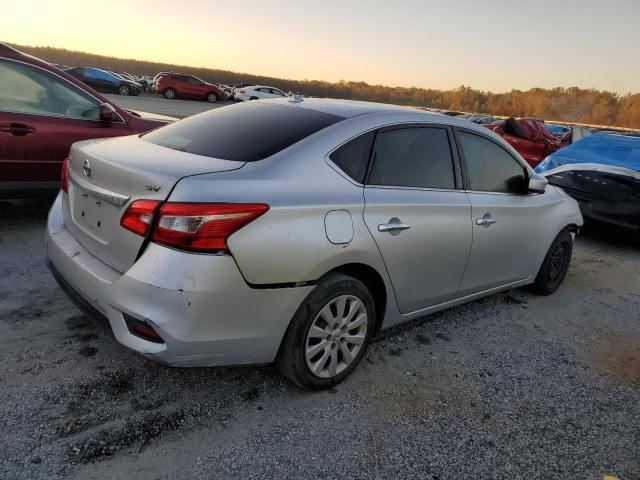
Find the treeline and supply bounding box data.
[11,44,640,129]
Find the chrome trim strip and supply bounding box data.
[69,170,130,207]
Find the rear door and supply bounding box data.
[0,58,131,191]
[362,125,472,313]
[454,129,555,296]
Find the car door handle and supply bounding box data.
[476,216,497,227]
[378,223,411,232]
[0,123,36,136]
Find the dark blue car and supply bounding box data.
[66,67,142,96]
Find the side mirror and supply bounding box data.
[99,103,117,123]
[528,173,548,193]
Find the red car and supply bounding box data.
[484,117,571,167]
[155,73,226,103]
[0,44,170,199]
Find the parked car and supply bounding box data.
[234,85,289,101]
[485,117,571,167]
[155,73,225,103]
[116,71,148,91]
[46,98,582,389]
[465,114,499,125]
[536,133,640,230]
[0,44,171,199]
[150,72,172,92]
[65,67,143,96]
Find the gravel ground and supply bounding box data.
[104,93,228,119]
[0,200,638,480]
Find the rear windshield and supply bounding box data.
[142,102,344,161]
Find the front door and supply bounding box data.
[363,125,472,313]
[455,129,555,296]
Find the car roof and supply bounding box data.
[261,97,442,119]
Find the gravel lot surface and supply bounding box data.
[0,200,639,480]
[105,93,228,119]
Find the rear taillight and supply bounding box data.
[61,157,69,193]
[120,200,162,236]
[121,201,269,253]
[151,202,269,252]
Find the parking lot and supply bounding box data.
[1,94,639,480]
[104,93,228,119]
[1,202,639,479]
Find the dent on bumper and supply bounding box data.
[45,194,313,367]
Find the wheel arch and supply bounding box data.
[319,262,388,335]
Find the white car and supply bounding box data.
[234,85,289,101]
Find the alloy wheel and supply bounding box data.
[305,295,368,379]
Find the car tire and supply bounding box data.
[249,96,258,100]
[164,88,176,100]
[275,273,374,390]
[118,85,130,96]
[530,229,573,295]
[206,92,218,103]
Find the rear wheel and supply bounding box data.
[531,229,573,295]
[164,88,176,99]
[249,96,258,100]
[206,92,218,103]
[118,84,130,96]
[275,273,374,389]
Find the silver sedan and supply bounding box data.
[46,98,583,389]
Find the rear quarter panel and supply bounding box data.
[168,125,390,287]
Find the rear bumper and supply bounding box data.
[45,193,313,366]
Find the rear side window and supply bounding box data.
[143,102,343,161]
[457,131,528,193]
[368,127,456,189]
[329,131,375,183]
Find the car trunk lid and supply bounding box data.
[63,135,245,273]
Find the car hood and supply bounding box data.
[125,109,177,123]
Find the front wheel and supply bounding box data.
[206,92,218,103]
[275,273,374,389]
[118,84,130,96]
[164,88,176,100]
[531,229,573,295]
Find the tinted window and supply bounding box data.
[458,131,527,193]
[143,102,343,161]
[0,60,100,120]
[329,131,375,183]
[85,69,116,82]
[368,127,456,189]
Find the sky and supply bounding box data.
[2,0,639,94]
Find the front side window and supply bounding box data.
[457,131,528,193]
[329,131,375,183]
[188,76,202,85]
[0,60,101,120]
[368,127,456,189]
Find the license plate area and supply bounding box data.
[76,189,104,233]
